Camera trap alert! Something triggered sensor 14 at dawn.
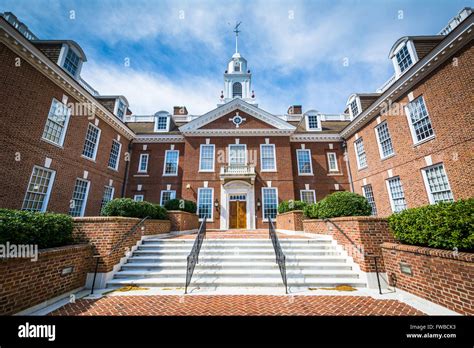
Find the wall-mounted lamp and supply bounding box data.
[256,198,261,210]
[186,184,191,189]
[214,198,219,212]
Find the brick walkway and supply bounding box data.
[50,295,424,316]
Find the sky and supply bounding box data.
[1,0,470,115]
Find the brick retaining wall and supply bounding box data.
[276,210,304,231]
[0,244,93,315]
[168,211,199,231]
[381,243,474,315]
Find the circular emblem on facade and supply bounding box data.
[232,115,243,126]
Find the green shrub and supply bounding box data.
[278,200,307,214]
[388,199,474,251]
[0,209,74,248]
[304,191,372,219]
[101,198,168,220]
[164,199,197,214]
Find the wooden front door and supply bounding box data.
[229,200,247,229]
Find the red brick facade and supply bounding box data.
[276,210,305,231]
[168,210,200,231]
[381,243,474,315]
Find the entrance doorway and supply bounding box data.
[229,195,247,229]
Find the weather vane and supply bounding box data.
[234,21,242,53]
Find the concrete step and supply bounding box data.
[131,249,341,257]
[127,255,349,263]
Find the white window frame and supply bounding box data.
[101,185,115,210]
[107,140,122,171]
[160,190,176,206]
[114,98,127,121]
[58,44,83,78]
[163,150,179,176]
[304,111,321,131]
[386,176,407,213]
[228,144,248,166]
[41,98,71,147]
[261,187,279,222]
[154,112,170,132]
[300,189,316,205]
[199,144,215,172]
[260,144,277,172]
[354,138,368,170]
[21,165,56,212]
[421,163,454,204]
[404,96,435,146]
[374,121,395,159]
[197,187,214,222]
[362,184,377,216]
[296,149,313,176]
[69,178,91,217]
[138,153,149,173]
[82,123,101,161]
[134,194,144,202]
[391,40,418,78]
[347,96,362,119]
[326,152,339,172]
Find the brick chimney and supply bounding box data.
[173,106,188,115]
[287,105,302,115]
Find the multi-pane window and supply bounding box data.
[116,100,126,120]
[406,97,434,143]
[155,116,168,131]
[387,177,407,213]
[423,164,454,203]
[69,178,90,217]
[138,154,149,172]
[160,190,176,206]
[307,114,319,130]
[197,188,213,220]
[63,48,80,76]
[134,195,144,202]
[296,149,313,175]
[260,144,276,171]
[163,150,179,175]
[232,82,242,97]
[375,122,394,158]
[350,99,359,117]
[229,144,246,166]
[362,185,377,216]
[395,45,413,73]
[262,187,278,220]
[82,123,101,160]
[354,138,367,169]
[199,145,215,171]
[42,99,70,146]
[327,152,338,172]
[108,140,121,170]
[100,186,114,211]
[300,190,316,205]
[22,166,55,212]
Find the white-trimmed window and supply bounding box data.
[387,177,407,213]
[260,144,276,171]
[305,111,321,130]
[63,48,80,76]
[362,184,377,216]
[296,149,313,175]
[69,178,90,217]
[22,166,56,212]
[350,99,360,117]
[327,152,338,172]
[354,138,367,169]
[134,194,144,202]
[405,96,434,144]
[395,45,413,73]
[262,187,278,221]
[199,144,215,172]
[229,144,247,166]
[138,153,149,173]
[422,164,454,204]
[232,82,242,97]
[42,99,71,146]
[82,123,101,160]
[197,187,213,220]
[108,140,121,170]
[160,190,176,206]
[375,122,394,159]
[300,190,316,205]
[154,111,170,132]
[163,150,179,176]
[116,100,126,120]
[100,186,115,210]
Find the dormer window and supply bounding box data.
[154,111,170,132]
[347,95,362,119]
[63,48,80,76]
[304,110,321,131]
[395,45,413,73]
[116,100,126,120]
[350,99,359,117]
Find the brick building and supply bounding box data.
[0,8,472,229]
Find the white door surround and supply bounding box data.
[220,180,255,230]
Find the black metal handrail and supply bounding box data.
[90,216,149,294]
[324,218,382,294]
[269,218,288,294]
[185,217,207,294]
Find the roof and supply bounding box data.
[31,40,87,61]
[388,36,443,59]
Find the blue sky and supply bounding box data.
[2,0,470,114]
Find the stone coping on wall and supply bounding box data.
[303,216,389,223]
[277,210,304,216]
[381,242,474,262]
[167,210,197,216]
[73,216,149,222]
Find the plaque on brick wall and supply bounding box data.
[399,262,412,275]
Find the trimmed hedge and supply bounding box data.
[388,199,474,251]
[278,200,307,214]
[304,191,372,219]
[164,199,197,214]
[101,198,168,220]
[0,209,74,249]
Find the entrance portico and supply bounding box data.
[220,180,256,230]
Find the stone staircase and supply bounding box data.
[106,235,367,292]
